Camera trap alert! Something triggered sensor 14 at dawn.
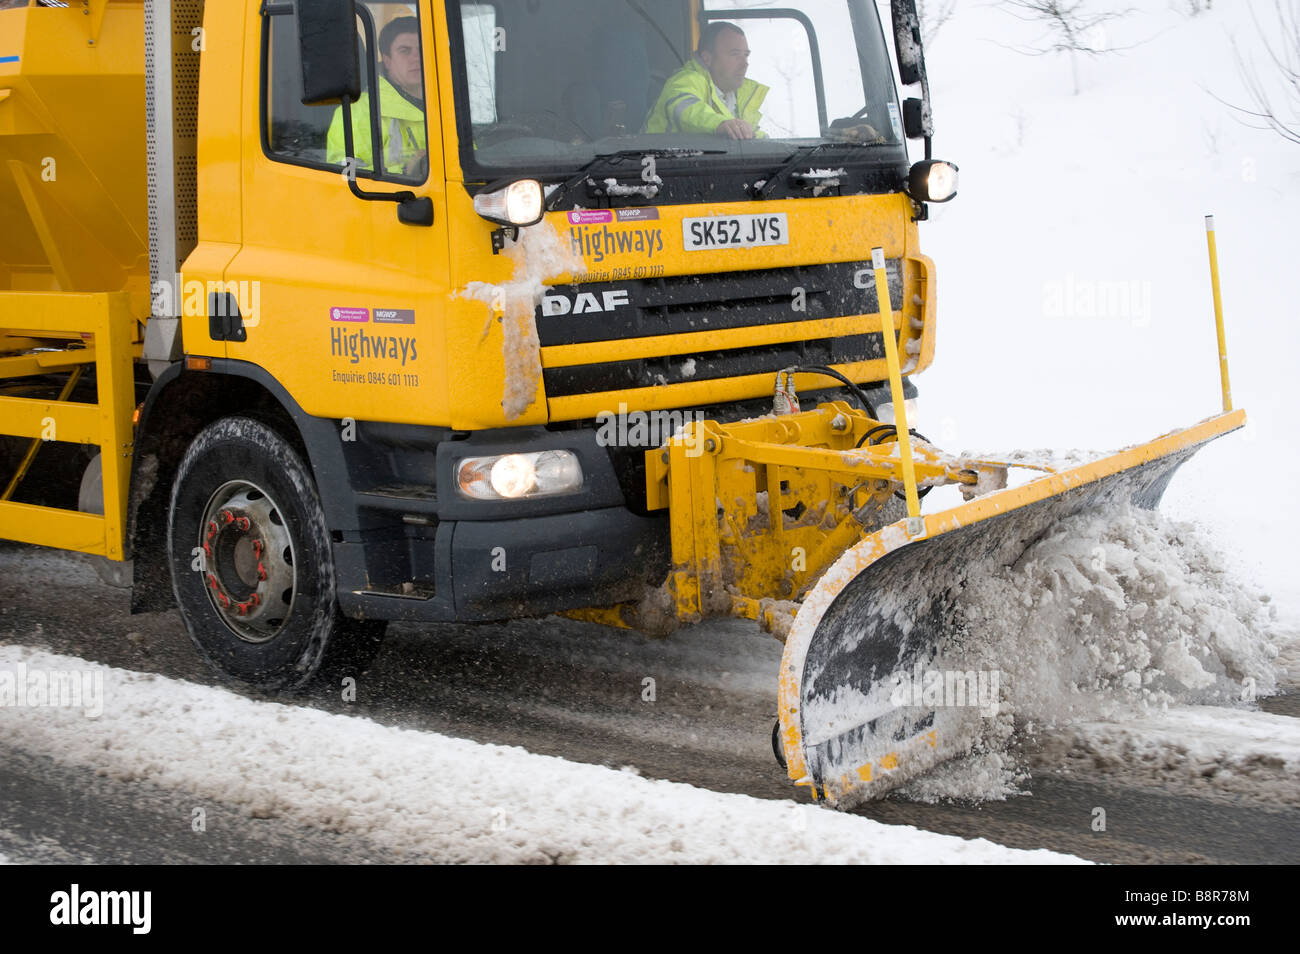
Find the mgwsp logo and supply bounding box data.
[50,885,151,935]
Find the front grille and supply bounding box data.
[538,259,903,397]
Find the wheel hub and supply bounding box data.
[198,481,296,643]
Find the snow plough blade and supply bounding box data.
[777,410,1245,807]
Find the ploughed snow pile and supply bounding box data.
[894,505,1296,803]
[0,647,1083,864]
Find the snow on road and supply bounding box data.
[1044,707,1300,807]
[0,647,1084,864]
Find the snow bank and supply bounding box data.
[0,647,1083,864]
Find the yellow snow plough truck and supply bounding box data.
[1,0,1243,806]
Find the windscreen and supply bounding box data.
[447,0,903,180]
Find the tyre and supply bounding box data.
[167,416,385,691]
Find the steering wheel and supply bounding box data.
[475,122,537,147]
[824,104,889,144]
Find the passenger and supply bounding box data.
[644,22,768,140]
[326,15,428,177]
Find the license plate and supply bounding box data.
[682,213,789,251]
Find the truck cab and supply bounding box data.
[3,0,948,689]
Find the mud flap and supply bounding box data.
[778,411,1245,807]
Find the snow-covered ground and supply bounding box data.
[0,647,1083,864]
[911,0,1300,622]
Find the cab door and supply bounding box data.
[225,0,450,428]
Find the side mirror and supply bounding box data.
[903,97,932,140]
[892,1,935,145]
[891,0,926,87]
[297,0,361,106]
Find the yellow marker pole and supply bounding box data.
[871,247,923,536]
[1205,215,1233,413]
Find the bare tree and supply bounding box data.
[918,0,960,45]
[1219,1,1300,145]
[1000,1,1137,94]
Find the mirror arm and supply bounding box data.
[338,97,432,226]
[340,96,414,204]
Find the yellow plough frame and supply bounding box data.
[645,401,990,629]
[0,291,137,560]
[643,245,996,632]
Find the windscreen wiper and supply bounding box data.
[753,142,871,200]
[544,148,724,211]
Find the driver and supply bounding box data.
[326,16,428,177]
[644,22,768,140]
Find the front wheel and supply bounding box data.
[167,417,384,691]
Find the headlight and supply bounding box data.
[877,398,919,428]
[473,179,545,227]
[907,160,959,204]
[456,450,584,500]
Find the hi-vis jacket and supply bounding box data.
[644,58,769,137]
[326,74,426,176]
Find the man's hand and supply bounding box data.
[716,119,756,140]
[404,150,428,177]
[826,121,886,144]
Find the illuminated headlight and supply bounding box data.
[473,179,545,227]
[907,160,959,204]
[456,451,584,500]
[877,398,919,427]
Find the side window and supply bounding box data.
[714,17,819,139]
[263,2,430,184]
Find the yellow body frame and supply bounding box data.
[0,291,136,559]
